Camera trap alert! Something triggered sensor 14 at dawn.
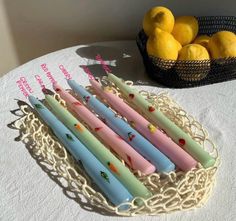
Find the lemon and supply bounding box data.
[194,35,210,49]
[178,44,210,60]
[147,28,182,70]
[172,16,199,46]
[147,28,182,60]
[208,31,236,59]
[176,44,210,81]
[143,6,175,36]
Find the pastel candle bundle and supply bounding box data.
[107,74,215,168]
[90,79,197,171]
[44,93,152,199]
[53,83,155,174]
[68,79,175,173]
[28,95,133,207]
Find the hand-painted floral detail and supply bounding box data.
[126,155,133,168]
[100,171,110,183]
[128,132,135,141]
[83,96,90,103]
[148,106,155,112]
[147,123,157,133]
[107,162,120,175]
[34,104,44,109]
[74,123,83,132]
[66,133,74,141]
[72,101,82,106]
[129,94,135,99]
[179,138,186,146]
[129,121,135,128]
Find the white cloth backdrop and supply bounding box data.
[0,41,235,221]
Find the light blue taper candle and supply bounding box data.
[28,95,133,207]
[68,80,175,173]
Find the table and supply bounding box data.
[1,41,235,221]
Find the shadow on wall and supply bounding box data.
[75,44,162,86]
[3,0,235,65]
[2,0,145,65]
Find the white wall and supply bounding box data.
[0,0,235,76]
[0,0,19,76]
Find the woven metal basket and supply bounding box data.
[137,16,236,88]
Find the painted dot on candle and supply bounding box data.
[35,104,44,109]
[66,133,74,141]
[128,132,135,141]
[55,88,61,92]
[147,123,156,133]
[129,94,135,99]
[179,138,186,146]
[83,96,90,103]
[107,162,120,175]
[126,155,133,167]
[95,127,102,132]
[74,123,83,132]
[148,106,155,112]
[72,101,82,106]
[100,171,110,183]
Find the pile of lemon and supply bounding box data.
[143,6,236,80]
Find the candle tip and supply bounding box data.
[67,79,77,89]
[28,94,34,100]
[42,88,51,95]
[67,79,73,83]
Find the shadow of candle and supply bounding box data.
[7,99,119,216]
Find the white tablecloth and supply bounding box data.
[1,41,235,221]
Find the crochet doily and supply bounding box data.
[13,77,219,216]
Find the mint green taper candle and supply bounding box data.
[108,74,215,168]
[44,94,152,199]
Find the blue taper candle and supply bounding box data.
[67,80,175,173]
[28,95,134,207]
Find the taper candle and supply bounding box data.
[28,95,133,207]
[67,79,175,173]
[44,93,152,199]
[53,83,155,174]
[107,74,215,168]
[90,79,197,171]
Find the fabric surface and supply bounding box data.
[0,41,235,221]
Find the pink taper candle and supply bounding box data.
[53,83,156,174]
[90,79,197,171]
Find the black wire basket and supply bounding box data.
[136,16,236,88]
